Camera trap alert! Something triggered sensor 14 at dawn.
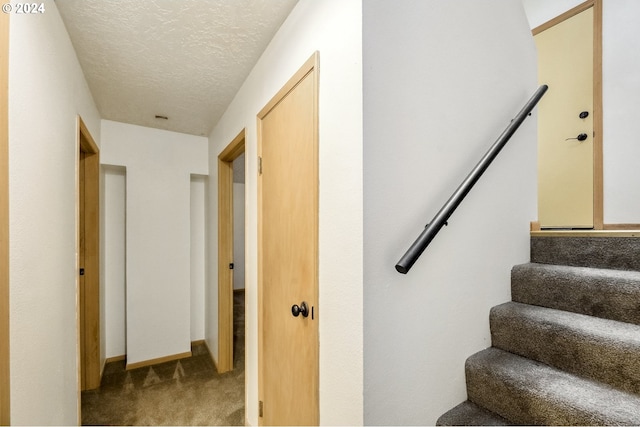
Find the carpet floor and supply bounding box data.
[81,291,245,426]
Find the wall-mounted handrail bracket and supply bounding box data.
[395,85,548,274]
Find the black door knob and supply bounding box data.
[291,301,309,318]
[579,111,589,119]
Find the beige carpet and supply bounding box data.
[82,292,245,426]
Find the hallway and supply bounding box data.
[5,1,366,424]
[81,292,245,425]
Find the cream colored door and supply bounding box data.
[536,8,594,228]
[258,54,318,426]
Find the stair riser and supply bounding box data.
[511,263,640,325]
[491,302,640,395]
[466,349,640,425]
[466,361,590,425]
[436,401,509,426]
[531,237,640,271]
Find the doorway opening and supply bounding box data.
[103,165,127,362]
[191,174,207,346]
[217,129,246,373]
[77,116,100,396]
[231,153,246,373]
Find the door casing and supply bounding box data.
[77,116,100,399]
[217,129,245,374]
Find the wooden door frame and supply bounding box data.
[257,52,319,425]
[533,0,603,229]
[217,129,245,373]
[77,116,100,403]
[0,10,10,426]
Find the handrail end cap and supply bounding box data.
[395,264,408,274]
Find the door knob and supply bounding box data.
[291,301,309,318]
[566,133,588,142]
[579,111,589,119]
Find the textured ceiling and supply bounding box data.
[55,0,299,136]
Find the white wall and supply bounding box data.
[190,175,206,341]
[101,120,207,365]
[521,0,640,223]
[521,0,584,28]
[207,1,363,424]
[103,165,127,358]
[8,1,102,423]
[601,0,640,223]
[233,183,245,290]
[363,1,537,424]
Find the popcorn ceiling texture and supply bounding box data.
[55,0,299,136]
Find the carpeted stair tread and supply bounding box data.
[436,400,510,426]
[511,263,640,325]
[531,236,640,271]
[466,347,640,426]
[491,301,640,395]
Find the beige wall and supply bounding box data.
[8,1,101,423]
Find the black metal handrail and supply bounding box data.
[395,85,548,274]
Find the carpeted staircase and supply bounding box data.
[437,235,640,426]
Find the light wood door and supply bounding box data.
[79,120,100,391]
[536,7,594,228]
[258,53,318,426]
